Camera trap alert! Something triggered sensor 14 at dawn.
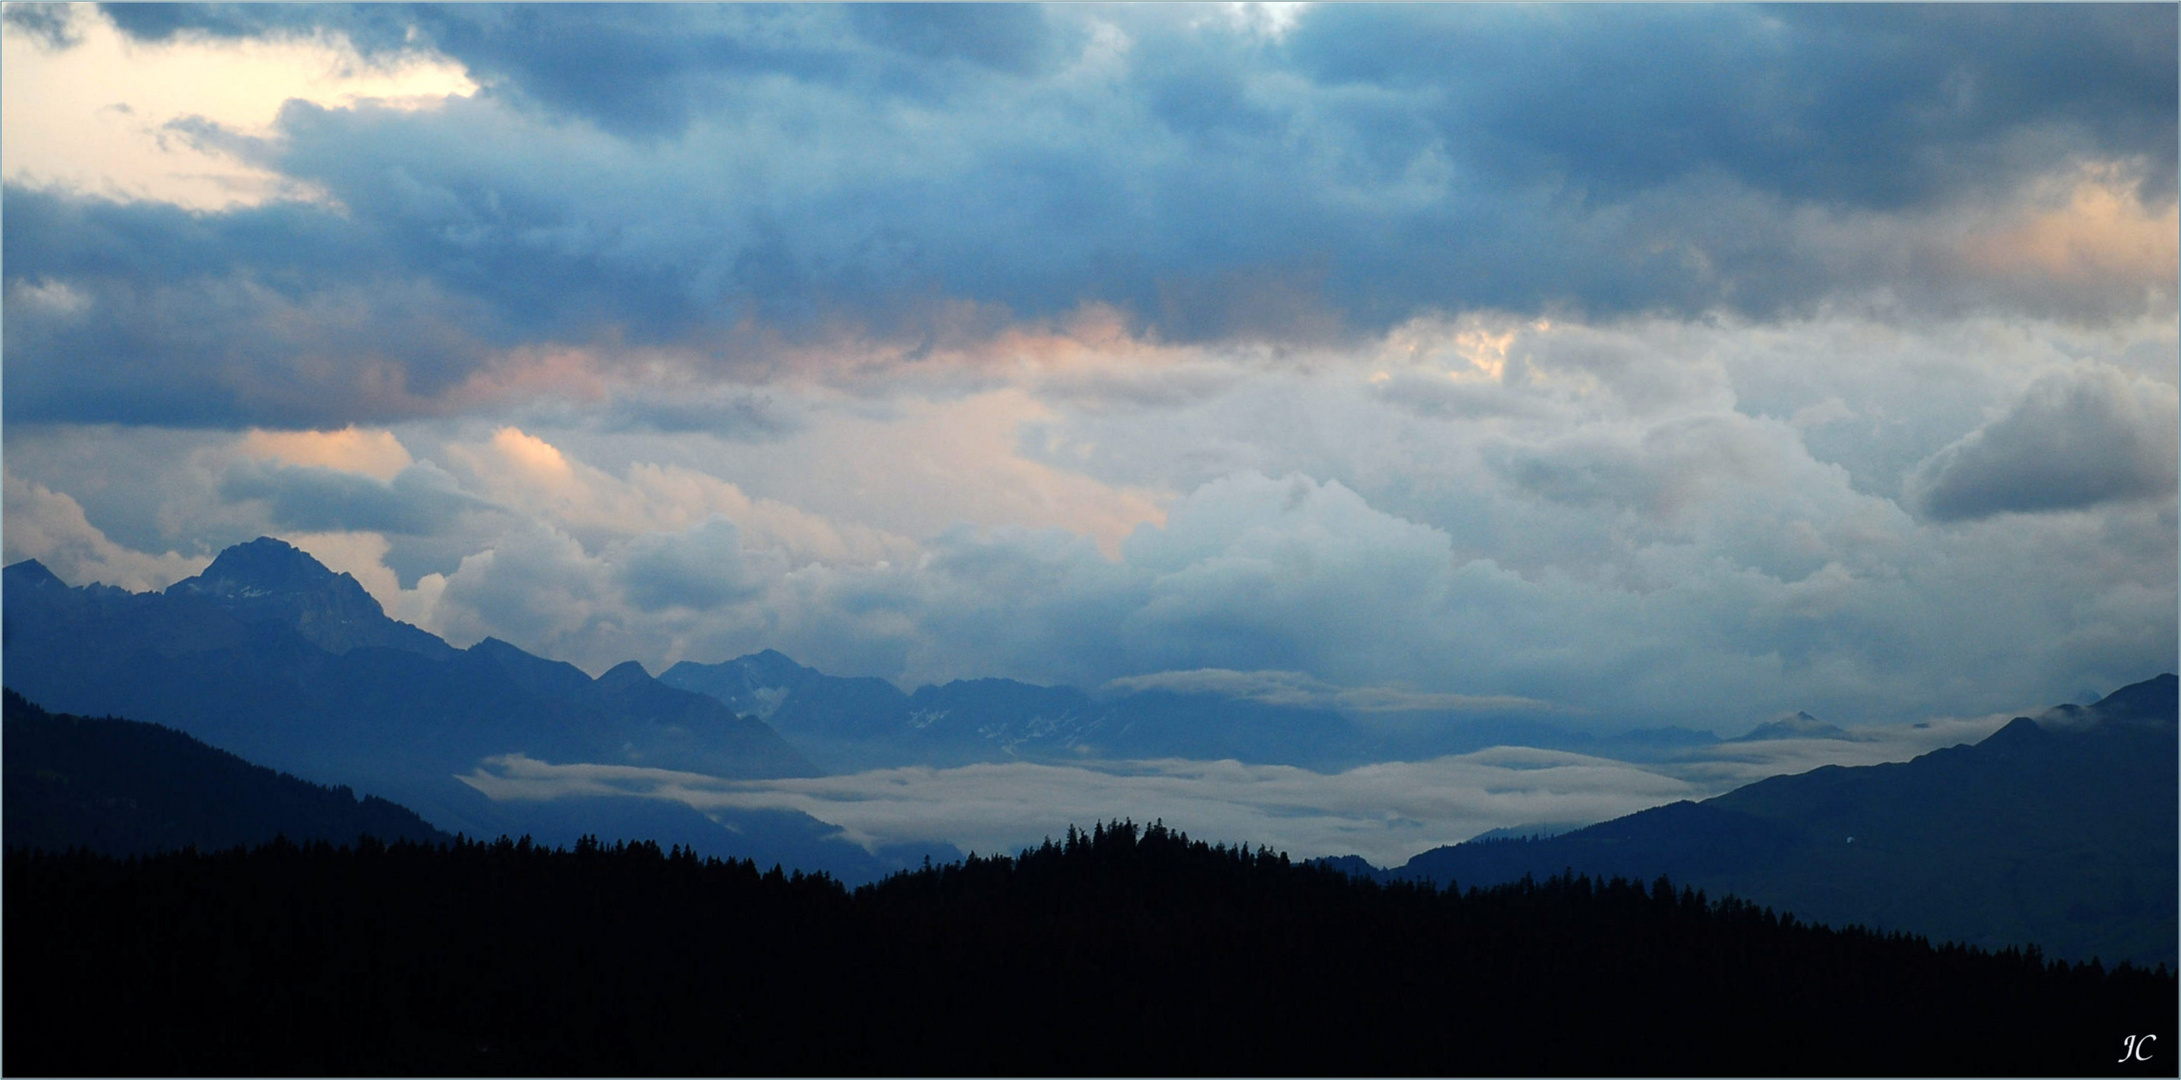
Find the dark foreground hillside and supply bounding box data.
[1383,673,2181,970]
[7,823,2171,1077]
[2,690,450,855]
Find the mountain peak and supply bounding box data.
[163,537,454,659]
[2035,673,2178,733]
[598,660,653,690]
[3,559,66,590]
[1730,710,1859,743]
[175,537,359,602]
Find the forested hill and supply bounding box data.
[1377,673,2180,969]
[3,690,450,855]
[8,821,2171,1076]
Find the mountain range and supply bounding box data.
[657,649,1735,771]
[6,538,1736,787]
[1328,673,2180,969]
[660,650,1375,771]
[3,539,952,881]
[8,536,2173,960]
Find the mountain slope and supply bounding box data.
[0,543,971,879]
[3,690,451,854]
[166,536,457,659]
[1382,674,2179,967]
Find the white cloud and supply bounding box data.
[283,530,446,627]
[1,471,207,590]
[457,710,2011,869]
[240,426,414,481]
[432,523,613,657]
[4,312,2171,724]
[1,5,475,210]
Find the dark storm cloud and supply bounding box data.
[8,4,2170,430]
[1289,4,2179,208]
[100,4,1072,136]
[219,459,489,535]
[2,185,504,427]
[1905,367,2180,522]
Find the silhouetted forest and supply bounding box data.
[3,690,450,855]
[7,821,2172,1076]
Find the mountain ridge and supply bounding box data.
[1350,673,2179,968]
[165,536,456,659]
[0,543,982,882]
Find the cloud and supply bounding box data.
[457,707,2012,868]
[1906,366,2180,521]
[431,522,616,659]
[3,3,84,49]
[3,8,474,211]
[219,458,487,536]
[0,187,502,427]
[588,386,807,438]
[3,7,2170,436]
[1114,472,1464,681]
[1,471,207,590]
[239,426,415,480]
[617,516,760,613]
[1104,668,1550,714]
[282,530,447,627]
[1290,4,2178,210]
[462,749,1710,868]
[4,307,2172,729]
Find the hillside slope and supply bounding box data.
[8,821,2171,1076]
[1384,674,2179,967]
[3,690,450,854]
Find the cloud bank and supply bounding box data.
[459,709,2011,868]
[4,5,2174,427]
[2,5,2173,749]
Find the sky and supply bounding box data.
[4,1,2176,832]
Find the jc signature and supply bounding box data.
[2119,1034,2157,1063]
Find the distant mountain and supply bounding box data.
[660,651,1374,771]
[0,541,959,883]
[664,650,1735,772]
[4,543,815,789]
[668,652,1671,773]
[4,689,450,854]
[1728,710,1861,742]
[167,536,457,659]
[1366,674,2179,968]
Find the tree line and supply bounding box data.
[7,820,2173,1075]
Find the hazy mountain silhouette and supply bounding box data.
[1364,674,2179,968]
[0,541,959,882]
[661,650,1711,771]
[166,536,458,658]
[1728,709,1862,742]
[4,689,450,855]
[4,543,814,787]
